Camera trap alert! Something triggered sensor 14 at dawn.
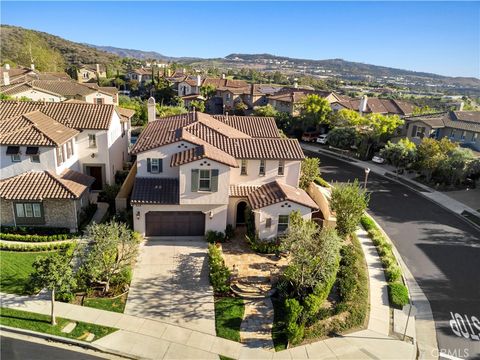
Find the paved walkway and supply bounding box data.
[91,202,109,224]
[240,298,274,350]
[124,238,215,335]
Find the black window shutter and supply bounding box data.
[147,158,151,172]
[211,169,219,192]
[191,169,199,192]
[158,158,163,173]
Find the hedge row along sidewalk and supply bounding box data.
[360,214,410,309]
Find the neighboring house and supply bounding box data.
[0,80,118,105]
[130,102,318,239]
[268,89,344,116]
[404,111,480,151]
[331,95,414,117]
[76,64,107,83]
[125,68,153,84]
[0,100,131,189]
[177,76,248,97]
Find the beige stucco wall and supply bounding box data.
[229,159,301,187]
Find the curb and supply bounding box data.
[306,145,480,232]
[363,213,439,360]
[0,325,135,359]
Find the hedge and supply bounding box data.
[245,235,280,254]
[0,232,76,242]
[208,244,231,294]
[0,226,71,236]
[360,215,410,308]
[0,241,75,252]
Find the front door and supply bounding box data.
[87,166,103,190]
[236,201,247,225]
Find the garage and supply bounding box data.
[145,211,205,237]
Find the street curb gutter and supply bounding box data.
[364,213,439,360]
[0,325,135,359]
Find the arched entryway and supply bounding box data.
[236,201,248,225]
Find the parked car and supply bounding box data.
[372,155,385,164]
[301,132,319,142]
[316,134,328,144]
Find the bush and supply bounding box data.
[115,170,129,185]
[55,291,75,302]
[0,232,75,242]
[78,203,98,231]
[314,177,330,188]
[225,224,234,240]
[388,283,409,309]
[0,226,71,236]
[0,241,74,252]
[205,230,225,244]
[285,298,304,345]
[385,265,402,283]
[110,266,132,289]
[245,235,280,254]
[360,216,376,231]
[208,244,231,294]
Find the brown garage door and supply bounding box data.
[145,211,205,237]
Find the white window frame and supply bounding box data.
[259,159,266,176]
[278,160,285,176]
[11,154,21,162]
[278,215,289,233]
[240,159,248,176]
[88,134,97,148]
[150,158,160,173]
[30,154,40,163]
[199,169,211,191]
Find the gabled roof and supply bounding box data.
[405,111,480,133]
[334,98,414,116]
[268,89,342,104]
[229,185,259,197]
[0,111,79,146]
[116,107,136,121]
[213,115,279,138]
[248,181,318,210]
[0,170,94,200]
[170,144,238,167]
[130,177,179,205]
[0,101,116,130]
[131,112,304,160]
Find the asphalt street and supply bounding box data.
[1,336,106,360]
[310,150,480,360]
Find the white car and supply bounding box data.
[316,134,328,144]
[372,155,385,164]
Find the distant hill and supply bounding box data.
[89,44,201,62]
[0,24,121,69]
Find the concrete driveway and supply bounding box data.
[124,239,215,335]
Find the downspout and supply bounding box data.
[11,202,16,227]
[72,198,78,233]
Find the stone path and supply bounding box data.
[240,298,274,350]
[91,202,109,224]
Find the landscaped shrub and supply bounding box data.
[0,226,71,236]
[285,298,305,345]
[0,241,74,252]
[388,283,409,309]
[245,206,256,239]
[208,244,231,294]
[314,177,330,188]
[205,230,225,244]
[359,216,376,231]
[245,235,280,254]
[110,266,133,290]
[385,265,402,283]
[78,203,98,231]
[0,232,75,242]
[224,224,234,240]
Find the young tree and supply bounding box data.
[441,147,475,185]
[380,138,417,174]
[82,222,141,293]
[200,84,217,100]
[253,104,279,117]
[29,253,76,325]
[299,157,321,190]
[330,180,370,237]
[330,109,363,127]
[300,94,332,128]
[416,138,457,183]
[190,100,206,112]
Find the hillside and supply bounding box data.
[0,24,121,70]
[90,44,201,62]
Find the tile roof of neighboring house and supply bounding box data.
[181,77,249,89]
[334,98,414,116]
[229,185,259,197]
[130,68,153,75]
[0,101,116,130]
[0,170,94,200]
[130,177,179,205]
[0,111,79,146]
[131,112,304,160]
[247,181,318,210]
[170,144,239,167]
[405,111,480,133]
[268,89,342,104]
[116,107,136,121]
[82,83,118,96]
[213,115,279,138]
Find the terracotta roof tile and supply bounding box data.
[170,144,238,167]
[0,170,93,200]
[131,177,179,205]
[229,185,259,197]
[248,181,318,210]
[213,115,279,138]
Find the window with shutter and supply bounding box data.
[191,169,199,192]
[211,169,219,192]
[265,218,272,228]
[147,158,151,172]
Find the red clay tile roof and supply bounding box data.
[213,115,279,138]
[248,181,318,210]
[0,170,94,200]
[334,98,414,116]
[229,185,259,197]
[131,178,179,205]
[0,101,116,130]
[170,144,238,167]
[269,90,342,104]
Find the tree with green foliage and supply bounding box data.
[253,104,279,117]
[330,109,363,127]
[330,180,370,237]
[200,84,217,100]
[381,138,417,174]
[300,94,332,128]
[81,222,141,293]
[440,147,475,186]
[156,105,187,118]
[416,138,457,183]
[234,101,247,115]
[327,127,358,150]
[299,157,321,190]
[16,31,65,72]
[119,96,147,126]
[29,253,76,325]
[190,100,206,112]
[413,105,436,115]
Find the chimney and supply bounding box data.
[225,111,229,120]
[293,78,298,89]
[147,97,156,122]
[30,63,35,70]
[5,64,10,71]
[222,73,226,80]
[458,102,464,111]
[359,95,368,114]
[196,75,202,87]
[3,71,10,86]
[96,63,100,74]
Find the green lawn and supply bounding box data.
[0,307,117,341]
[0,251,56,294]
[83,294,126,313]
[214,296,244,342]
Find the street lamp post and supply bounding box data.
[364,168,371,189]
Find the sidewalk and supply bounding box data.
[302,143,480,228]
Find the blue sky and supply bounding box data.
[2,1,479,78]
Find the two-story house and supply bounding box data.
[130,106,318,239]
[330,96,414,117]
[403,111,480,151]
[268,89,345,116]
[125,68,153,84]
[76,64,107,83]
